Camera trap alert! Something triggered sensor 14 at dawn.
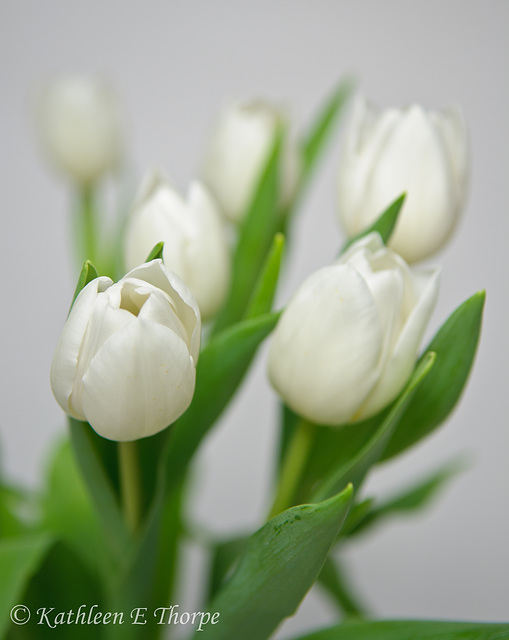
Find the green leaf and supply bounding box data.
[0,533,52,638]
[382,291,485,461]
[341,193,406,253]
[311,352,436,502]
[300,78,355,186]
[145,241,164,262]
[343,459,465,538]
[41,439,110,577]
[162,311,281,494]
[291,620,509,640]
[213,128,282,333]
[68,419,130,564]
[245,233,285,319]
[195,485,353,640]
[70,260,98,310]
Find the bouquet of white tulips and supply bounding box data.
[2,74,506,640]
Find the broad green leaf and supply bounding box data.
[68,419,130,564]
[145,242,164,262]
[245,233,285,319]
[0,533,52,638]
[213,129,282,333]
[0,484,35,538]
[194,485,353,640]
[292,620,509,640]
[382,291,485,461]
[70,260,98,310]
[318,556,368,617]
[311,353,435,502]
[41,439,110,577]
[162,311,280,494]
[300,78,354,187]
[344,459,465,538]
[341,193,406,253]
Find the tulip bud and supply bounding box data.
[123,170,231,320]
[50,260,200,441]
[37,76,123,185]
[268,233,440,426]
[337,96,469,263]
[202,100,300,222]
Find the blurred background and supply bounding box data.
[1,1,508,637]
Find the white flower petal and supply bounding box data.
[81,319,196,441]
[50,276,112,418]
[269,264,383,425]
[357,266,440,418]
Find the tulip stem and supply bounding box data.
[268,419,315,519]
[118,441,141,533]
[79,185,98,266]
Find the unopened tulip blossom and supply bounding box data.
[202,100,299,222]
[38,76,123,185]
[268,233,440,425]
[337,96,469,263]
[124,171,230,320]
[50,260,200,441]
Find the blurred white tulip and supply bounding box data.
[124,170,230,320]
[337,96,469,263]
[50,260,200,441]
[202,100,299,222]
[38,76,123,185]
[268,233,440,425]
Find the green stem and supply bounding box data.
[118,441,141,533]
[81,185,97,264]
[268,419,315,519]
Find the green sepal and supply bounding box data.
[145,241,165,262]
[194,485,353,640]
[70,260,98,311]
[382,291,485,461]
[341,193,406,253]
[291,620,509,640]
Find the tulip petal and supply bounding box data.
[81,318,196,441]
[50,276,112,418]
[125,260,201,363]
[358,267,440,418]
[268,264,383,425]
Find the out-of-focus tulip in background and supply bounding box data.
[1,2,508,638]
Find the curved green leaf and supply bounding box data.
[195,485,353,640]
[382,291,485,461]
[145,241,164,262]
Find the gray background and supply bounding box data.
[1,1,508,636]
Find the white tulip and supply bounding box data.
[337,96,469,263]
[50,260,200,441]
[124,170,230,320]
[268,233,440,426]
[38,76,123,185]
[202,100,299,222]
